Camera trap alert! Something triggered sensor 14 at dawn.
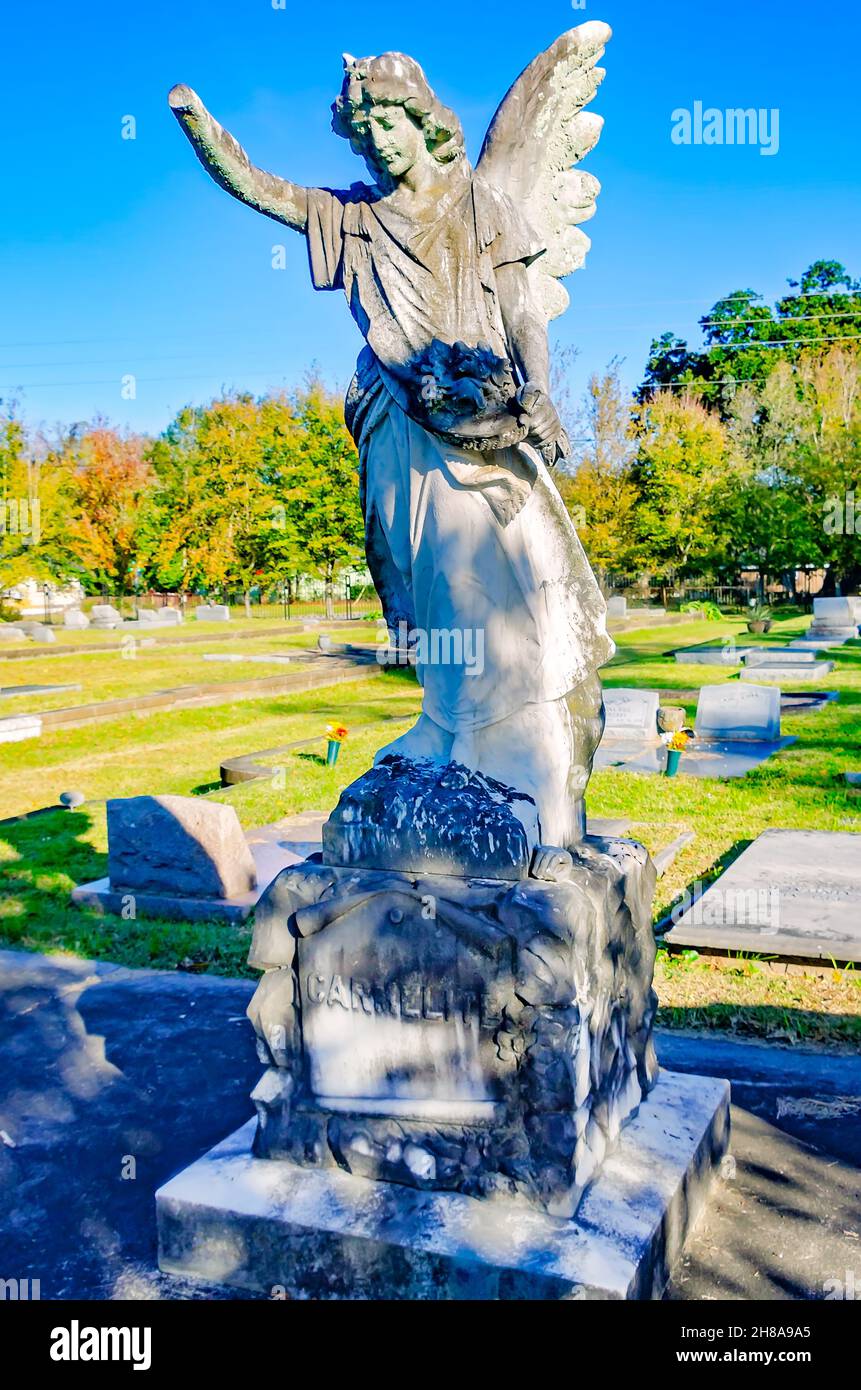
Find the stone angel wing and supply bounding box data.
[477,21,611,323]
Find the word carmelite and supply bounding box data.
[50,1321,152,1371]
[302,970,502,1028]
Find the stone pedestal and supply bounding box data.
[155,755,728,1297]
[244,828,658,1219]
[156,1070,730,1300]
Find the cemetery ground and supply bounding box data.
[1,609,859,1047]
[2,608,861,1303]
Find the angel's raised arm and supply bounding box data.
[168,85,309,232]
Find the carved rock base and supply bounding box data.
[156,1070,730,1300]
[245,836,658,1218]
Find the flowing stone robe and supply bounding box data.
[304,165,614,739]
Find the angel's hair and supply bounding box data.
[332,52,464,165]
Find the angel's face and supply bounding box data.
[358,103,426,182]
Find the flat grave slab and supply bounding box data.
[743,648,817,666]
[0,714,42,743]
[781,691,839,713]
[740,662,833,683]
[673,646,752,666]
[0,683,81,698]
[788,638,849,650]
[156,1069,730,1301]
[665,828,861,964]
[594,737,793,779]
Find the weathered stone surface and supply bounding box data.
[135,608,159,624]
[695,682,781,742]
[322,755,541,879]
[246,836,657,1218]
[602,687,659,738]
[90,603,123,628]
[666,829,861,964]
[167,27,617,852]
[606,595,627,618]
[195,604,230,621]
[106,794,256,899]
[156,1070,730,1300]
[155,607,183,624]
[63,608,89,630]
[657,705,686,733]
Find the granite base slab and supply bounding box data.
[595,736,795,778]
[740,662,834,682]
[788,638,849,650]
[156,1069,729,1301]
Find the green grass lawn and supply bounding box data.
[1,612,860,1043]
[0,620,383,716]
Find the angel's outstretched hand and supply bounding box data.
[168,84,202,116]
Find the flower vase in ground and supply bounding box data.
[325,723,348,766]
[663,729,690,777]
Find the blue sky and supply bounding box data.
[2,0,859,436]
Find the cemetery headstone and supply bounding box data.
[90,604,123,629]
[694,682,781,742]
[606,595,627,618]
[195,604,231,621]
[107,794,256,898]
[63,608,90,630]
[602,687,660,738]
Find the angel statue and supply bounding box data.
[168,23,615,851]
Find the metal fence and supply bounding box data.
[52,577,382,625]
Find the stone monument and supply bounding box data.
[157,23,729,1300]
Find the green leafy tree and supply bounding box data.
[640,261,861,417]
[630,391,730,583]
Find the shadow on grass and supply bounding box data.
[0,806,252,976]
[656,1000,861,1046]
[296,752,327,768]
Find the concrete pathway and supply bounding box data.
[1,948,858,1300]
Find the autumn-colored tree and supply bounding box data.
[556,364,640,581]
[148,384,363,616]
[64,423,153,593]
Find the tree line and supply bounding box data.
[558,260,861,597]
[0,383,365,613]
[2,260,859,607]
